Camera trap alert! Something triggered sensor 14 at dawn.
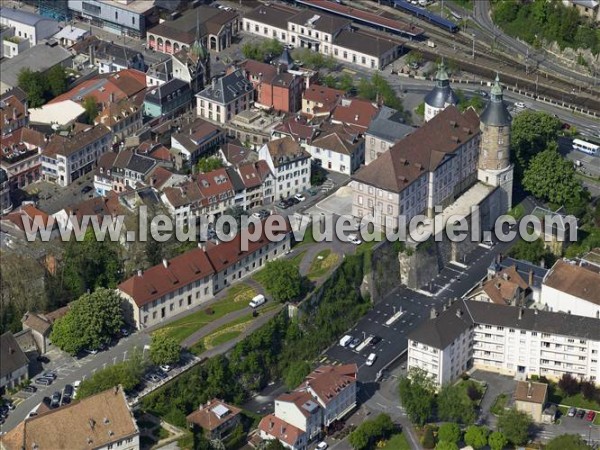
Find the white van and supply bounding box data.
[339,335,352,347]
[249,294,266,308]
[366,353,377,366]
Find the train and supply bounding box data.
[387,0,460,33]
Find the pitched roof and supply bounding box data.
[303,84,344,111]
[0,332,29,379]
[43,124,111,159]
[66,192,123,221]
[118,247,215,307]
[2,204,53,232]
[22,312,52,335]
[479,266,529,305]
[245,4,298,30]
[311,123,362,156]
[289,9,351,33]
[258,414,305,447]
[147,166,176,190]
[332,98,379,131]
[277,391,320,418]
[543,259,600,306]
[186,399,241,431]
[0,92,27,135]
[0,386,138,450]
[273,116,318,143]
[514,381,548,404]
[197,69,253,105]
[219,141,256,167]
[237,162,264,189]
[172,118,223,154]
[334,29,400,57]
[265,137,311,167]
[352,106,480,192]
[303,364,358,405]
[0,7,57,27]
[366,106,414,143]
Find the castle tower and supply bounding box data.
[424,60,458,122]
[477,75,514,211]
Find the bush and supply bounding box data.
[437,423,461,445]
[467,384,482,402]
[558,373,580,396]
[580,380,599,402]
[421,425,437,449]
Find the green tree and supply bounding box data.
[398,367,435,425]
[260,260,303,302]
[242,42,264,61]
[437,384,476,424]
[146,239,163,266]
[348,413,394,450]
[321,74,338,88]
[405,50,424,66]
[62,228,122,297]
[18,68,49,107]
[47,65,68,97]
[283,360,310,389]
[508,238,549,265]
[196,156,224,173]
[150,333,182,366]
[421,426,436,448]
[437,423,461,445]
[338,73,355,92]
[77,350,146,398]
[510,110,562,176]
[262,38,283,57]
[488,431,508,450]
[497,408,532,446]
[544,434,592,450]
[50,288,124,355]
[523,144,585,205]
[264,440,286,450]
[82,96,99,124]
[435,442,459,450]
[464,425,489,449]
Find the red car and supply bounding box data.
[585,410,596,422]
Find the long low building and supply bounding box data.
[242,4,403,70]
[118,220,291,329]
[407,299,600,386]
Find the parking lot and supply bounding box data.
[324,288,434,382]
[24,173,95,215]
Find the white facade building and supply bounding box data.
[0,8,60,47]
[541,259,600,319]
[408,300,600,386]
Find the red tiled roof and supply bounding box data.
[332,98,379,131]
[2,204,53,232]
[273,117,317,143]
[303,84,344,110]
[304,364,357,405]
[118,247,215,308]
[186,399,241,431]
[258,414,304,447]
[147,166,175,190]
[277,391,318,418]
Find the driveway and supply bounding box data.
[470,370,517,427]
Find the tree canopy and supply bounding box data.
[523,143,586,206]
[545,434,592,450]
[50,288,124,355]
[77,350,146,398]
[437,384,476,424]
[283,360,311,390]
[488,431,508,450]
[435,441,459,450]
[510,110,562,177]
[18,66,69,107]
[82,96,99,124]
[241,39,284,62]
[196,156,224,173]
[437,423,461,444]
[398,367,435,425]
[150,333,182,366]
[348,413,395,450]
[464,425,489,450]
[260,260,304,302]
[497,407,532,446]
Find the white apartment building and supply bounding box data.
[258,137,311,200]
[308,124,364,175]
[541,259,600,319]
[274,391,323,442]
[408,299,600,386]
[41,124,112,187]
[351,106,480,228]
[196,69,254,125]
[0,8,60,47]
[119,223,291,329]
[365,106,414,165]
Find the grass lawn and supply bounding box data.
[491,393,509,416]
[252,251,305,286]
[308,249,339,280]
[153,283,257,343]
[189,303,281,354]
[382,433,411,450]
[295,228,317,246]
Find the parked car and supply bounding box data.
[42,371,57,380]
[567,406,577,417]
[577,409,586,419]
[478,89,489,98]
[348,337,361,349]
[586,410,596,422]
[63,384,74,399]
[366,353,377,366]
[514,101,526,109]
[35,377,52,386]
[120,327,130,337]
[84,348,98,355]
[80,185,93,194]
[348,234,362,245]
[22,385,38,393]
[50,392,61,408]
[159,364,172,373]
[277,200,290,209]
[258,209,270,219]
[294,193,306,202]
[370,335,382,346]
[316,442,328,450]
[288,196,300,205]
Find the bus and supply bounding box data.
[572,139,599,156]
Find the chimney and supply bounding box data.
[430,307,437,319]
[528,269,533,287]
[354,114,359,122]
[163,258,168,268]
[456,308,463,318]
[89,419,96,430]
[518,308,523,320]
[527,382,533,398]
[137,269,143,277]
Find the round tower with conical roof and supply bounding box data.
[477,75,514,211]
[424,61,458,122]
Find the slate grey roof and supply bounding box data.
[480,76,512,127]
[408,299,600,349]
[0,7,56,27]
[366,106,414,143]
[491,257,549,291]
[226,167,245,193]
[145,78,190,104]
[424,63,458,109]
[196,69,253,105]
[0,332,29,380]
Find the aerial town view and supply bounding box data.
[1,0,600,449]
